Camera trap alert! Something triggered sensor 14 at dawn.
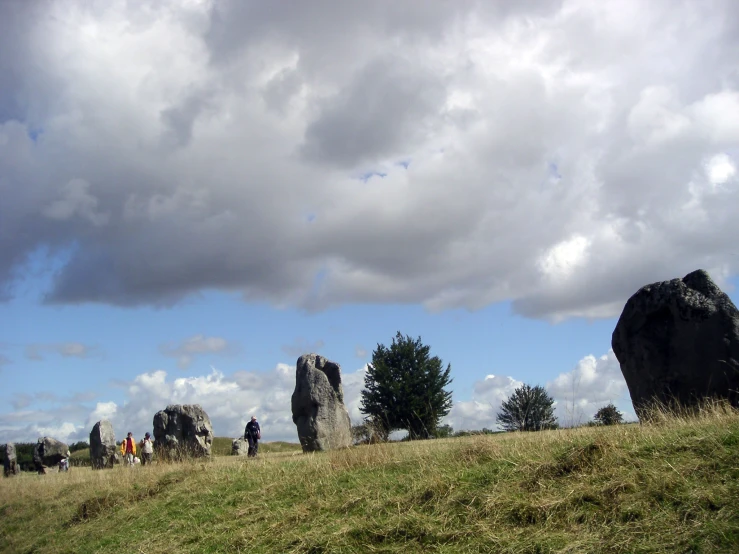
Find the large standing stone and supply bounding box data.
[291,353,352,452]
[231,437,249,456]
[612,269,739,418]
[33,437,69,474]
[3,443,20,477]
[153,404,213,460]
[89,420,120,469]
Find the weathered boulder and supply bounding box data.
[291,353,352,452]
[612,269,739,418]
[89,420,120,469]
[33,437,69,474]
[3,443,21,477]
[153,404,213,459]
[232,437,249,456]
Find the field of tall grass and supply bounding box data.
[2,405,738,553]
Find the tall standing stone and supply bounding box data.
[3,443,20,477]
[291,353,352,452]
[89,420,120,469]
[612,269,739,418]
[231,437,249,456]
[153,404,213,460]
[33,437,69,474]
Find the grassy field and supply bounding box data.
[2,408,738,554]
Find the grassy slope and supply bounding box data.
[1,410,738,554]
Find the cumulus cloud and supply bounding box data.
[547,349,634,425]
[445,350,635,431]
[160,335,232,369]
[24,342,95,361]
[81,364,369,444]
[1,0,737,318]
[445,375,523,432]
[0,404,88,445]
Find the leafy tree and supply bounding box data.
[360,332,453,440]
[497,384,558,432]
[433,424,454,439]
[351,418,389,445]
[593,403,624,426]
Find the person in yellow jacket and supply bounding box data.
[121,432,136,467]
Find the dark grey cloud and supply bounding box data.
[301,57,446,168]
[1,0,738,320]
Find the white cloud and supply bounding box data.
[445,350,635,432]
[539,235,591,282]
[445,374,523,432]
[546,349,634,426]
[83,364,369,444]
[0,406,88,445]
[160,335,231,369]
[705,153,736,186]
[85,401,118,429]
[0,0,737,319]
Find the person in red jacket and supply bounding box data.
[120,432,137,467]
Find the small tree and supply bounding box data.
[497,384,558,432]
[593,403,624,426]
[433,424,454,439]
[351,418,389,445]
[360,332,453,440]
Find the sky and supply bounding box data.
[1,0,739,445]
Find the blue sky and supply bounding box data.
[2,0,739,444]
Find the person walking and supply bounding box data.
[244,415,261,457]
[120,432,137,467]
[140,432,154,466]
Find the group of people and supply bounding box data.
[119,431,154,467]
[116,415,262,466]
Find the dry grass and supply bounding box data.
[2,406,738,553]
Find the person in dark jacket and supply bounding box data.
[244,415,261,457]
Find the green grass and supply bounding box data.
[2,407,738,553]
